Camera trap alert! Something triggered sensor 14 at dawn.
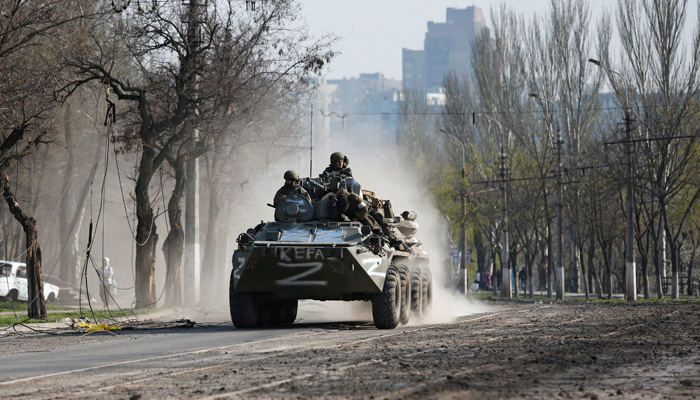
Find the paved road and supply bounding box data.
[0,323,296,384]
[0,301,442,386]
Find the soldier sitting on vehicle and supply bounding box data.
[361,189,395,238]
[321,152,352,178]
[274,170,311,206]
[329,188,378,226]
[329,189,407,250]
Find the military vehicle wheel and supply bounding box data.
[372,264,401,329]
[282,300,298,324]
[265,300,286,325]
[257,301,274,326]
[421,266,433,316]
[230,291,259,328]
[410,266,422,318]
[398,265,411,325]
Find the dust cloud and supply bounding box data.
[288,138,490,325]
[186,125,492,325]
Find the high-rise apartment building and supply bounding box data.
[312,73,402,149]
[403,6,488,93]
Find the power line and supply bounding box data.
[316,105,640,118]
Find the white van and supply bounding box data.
[0,261,60,302]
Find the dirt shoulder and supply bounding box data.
[204,300,700,399]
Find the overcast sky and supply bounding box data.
[301,0,695,81]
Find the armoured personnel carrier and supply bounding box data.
[229,174,431,329]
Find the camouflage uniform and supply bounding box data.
[322,151,353,178]
[274,170,311,206]
[273,184,311,206]
[330,189,380,230]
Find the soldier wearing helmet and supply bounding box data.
[329,189,406,250]
[329,188,382,230]
[274,170,311,206]
[322,152,352,178]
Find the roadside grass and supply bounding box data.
[0,300,69,312]
[0,307,140,326]
[468,292,700,302]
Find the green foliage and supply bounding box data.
[0,308,142,326]
[0,300,67,313]
[467,293,700,303]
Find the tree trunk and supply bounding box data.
[603,241,613,299]
[200,174,222,305]
[526,256,534,298]
[686,244,696,296]
[658,218,666,297]
[1,171,46,319]
[569,226,580,293]
[59,102,80,284]
[511,243,518,298]
[546,222,553,298]
[590,263,603,299]
[163,158,187,306]
[134,147,159,309]
[669,240,679,299]
[580,244,589,300]
[641,251,650,299]
[538,238,548,292]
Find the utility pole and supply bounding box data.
[588,58,637,302]
[555,129,564,300]
[439,129,468,294]
[472,115,511,298]
[529,92,564,300]
[461,162,468,294]
[500,142,512,298]
[185,0,202,304]
[624,107,636,301]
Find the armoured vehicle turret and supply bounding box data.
[229,174,432,329]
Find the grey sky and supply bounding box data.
[301,0,695,81]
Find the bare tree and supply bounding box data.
[61,1,333,307]
[0,1,95,318]
[609,0,700,299]
[546,0,606,293]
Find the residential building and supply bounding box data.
[403,6,488,93]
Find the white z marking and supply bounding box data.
[233,257,246,280]
[275,262,327,286]
[363,258,385,278]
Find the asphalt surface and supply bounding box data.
[1,299,698,399]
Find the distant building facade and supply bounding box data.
[403,6,488,93]
[313,73,402,147]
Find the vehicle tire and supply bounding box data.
[282,299,298,324]
[256,299,274,327]
[47,293,56,303]
[229,270,259,328]
[398,265,411,325]
[265,299,285,325]
[421,266,433,316]
[410,266,422,318]
[372,264,401,329]
[8,289,18,302]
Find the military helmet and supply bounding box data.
[330,152,344,163]
[283,170,299,181]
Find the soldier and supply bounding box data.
[330,189,377,227]
[273,170,311,206]
[331,189,407,250]
[322,152,352,178]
